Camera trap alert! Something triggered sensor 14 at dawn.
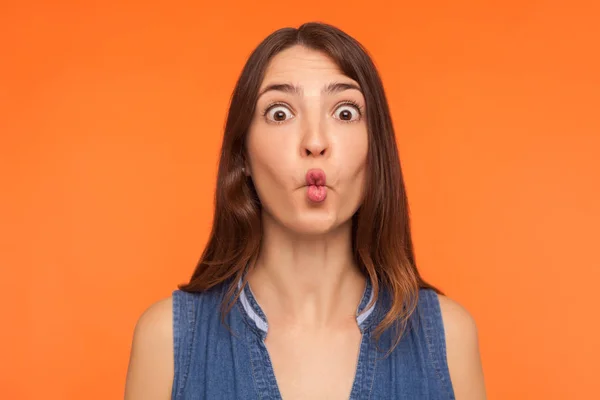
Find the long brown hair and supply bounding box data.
[179,21,443,349]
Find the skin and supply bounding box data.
[124,45,487,399]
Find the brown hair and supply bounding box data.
[179,21,443,350]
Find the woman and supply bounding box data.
[125,22,486,400]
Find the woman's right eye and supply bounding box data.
[264,104,294,124]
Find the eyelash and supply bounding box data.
[261,101,364,125]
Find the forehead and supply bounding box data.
[262,45,346,83]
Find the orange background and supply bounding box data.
[1,1,599,399]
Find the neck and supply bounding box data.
[246,212,366,330]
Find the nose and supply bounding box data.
[300,119,329,158]
[303,141,327,157]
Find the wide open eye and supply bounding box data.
[334,102,362,122]
[264,104,294,124]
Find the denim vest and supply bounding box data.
[171,277,455,399]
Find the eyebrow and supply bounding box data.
[257,81,363,99]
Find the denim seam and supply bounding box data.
[261,339,282,399]
[242,280,269,327]
[171,291,181,400]
[173,292,197,399]
[432,292,455,399]
[367,333,378,399]
[422,291,455,400]
[237,291,268,340]
[349,332,370,399]
[241,309,263,400]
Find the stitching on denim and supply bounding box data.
[422,291,447,394]
[357,282,377,327]
[432,291,455,399]
[173,291,197,399]
[171,291,180,400]
[367,337,378,399]
[348,333,367,399]
[239,277,270,326]
[237,289,268,340]
[422,290,455,399]
[241,305,263,400]
[262,339,283,399]
[240,286,269,333]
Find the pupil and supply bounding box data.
[274,111,285,121]
[341,110,351,120]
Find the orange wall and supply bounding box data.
[1,1,598,399]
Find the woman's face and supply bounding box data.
[245,45,368,235]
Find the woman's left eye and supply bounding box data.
[334,103,362,122]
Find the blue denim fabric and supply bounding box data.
[171,277,455,399]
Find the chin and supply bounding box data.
[287,216,340,236]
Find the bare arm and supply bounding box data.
[124,297,174,400]
[438,295,487,400]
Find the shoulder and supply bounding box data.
[436,293,477,341]
[124,296,174,400]
[131,296,174,349]
[436,293,487,400]
[135,296,174,333]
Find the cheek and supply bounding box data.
[340,130,368,173]
[246,127,295,187]
[338,131,368,206]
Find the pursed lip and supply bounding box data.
[299,184,332,189]
[305,168,327,186]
